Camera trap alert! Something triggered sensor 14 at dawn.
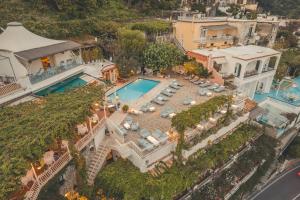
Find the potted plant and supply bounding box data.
[122,104,129,113]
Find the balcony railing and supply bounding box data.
[74,118,105,151]
[244,70,259,78]
[29,61,82,84]
[207,36,233,42]
[262,67,275,73]
[24,151,72,200]
[0,82,22,96]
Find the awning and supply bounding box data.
[14,41,81,61]
[214,57,227,64]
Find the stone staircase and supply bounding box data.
[87,144,110,185]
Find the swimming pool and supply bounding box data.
[254,77,300,106]
[108,79,159,103]
[35,74,87,96]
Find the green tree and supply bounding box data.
[143,43,184,73]
[115,28,147,77]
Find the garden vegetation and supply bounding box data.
[94,124,260,200]
[0,85,104,199]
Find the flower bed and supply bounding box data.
[94,124,260,200]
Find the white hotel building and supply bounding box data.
[188,45,281,99]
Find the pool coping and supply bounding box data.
[105,77,161,103]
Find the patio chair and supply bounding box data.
[160,107,174,118]
[152,98,165,105]
[156,94,168,101]
[138,138,154,151]
[131,122,139,131]
[140,128,151,138]
[152,129,168,144]
[214,86,225,93]
[161,90,173,97]
[169,83,180,90]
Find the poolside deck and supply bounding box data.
[115,76,229,151]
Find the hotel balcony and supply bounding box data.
[244,70,259,78]
[29,60,82,84]
[262,67,275,73]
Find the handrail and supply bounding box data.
[25,151,72,200]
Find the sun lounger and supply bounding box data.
[198,88,208,96]
[118,126,128,136]
[191,76,200,83]
[169,83,180,90]
[124,116,133,125]
[184,75,194,80]
[183,97,192,105]
[156,94,168,101]
[123,122,131,130]
[207,84,219,90]
[140,128,151,138]
[152,129,168,144]
[138,139,154,151]
[214,86,225,93]
[160,107,174,118]
[172,80,184,87]
[146,135,160,147]
[199,82,211,88]
[194,79,204,85]
[152,98,165,105]
[131,122,139,131]
[161,90,173,97]
[140,104,149,112]
[166,88,176,93]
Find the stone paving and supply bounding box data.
[117,76,229,144]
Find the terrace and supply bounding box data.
[105,76,231,169]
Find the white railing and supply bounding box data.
[25,151,72,200]
[74,118,105,151]
[182,113,249,159]
[0,82,22,96]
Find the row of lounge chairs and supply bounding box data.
[185,75,226,93]
[151,80,183,106]
[137,129,168,151]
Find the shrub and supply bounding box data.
[122,105,129,112]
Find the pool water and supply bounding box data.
[254,77,300,106]
[35,74,87,96]
[108,79,159,103]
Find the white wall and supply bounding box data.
[94,126,106,150]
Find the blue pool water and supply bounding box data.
[254,77,300,106]
[108,79,159,103]
[35,74,87,96]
